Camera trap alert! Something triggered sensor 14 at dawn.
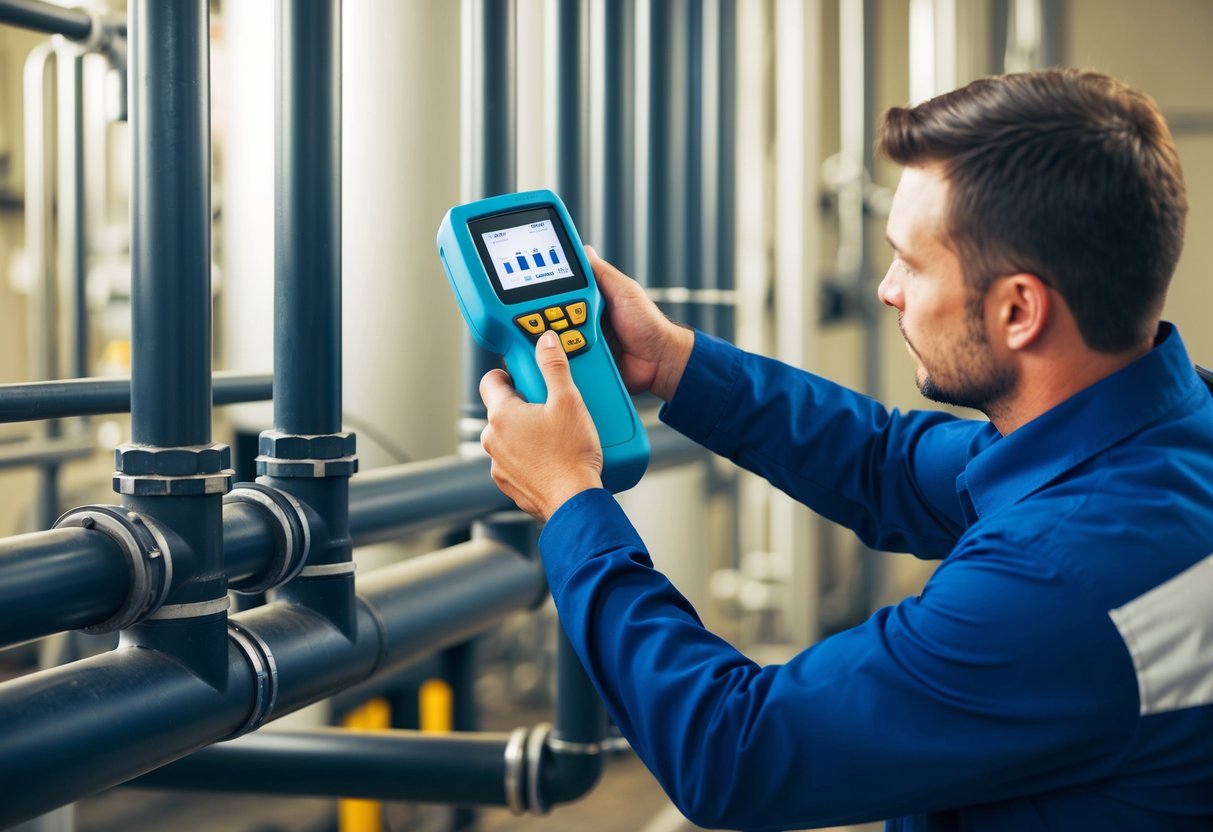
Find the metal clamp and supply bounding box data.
[53,505,173,632]
[224,483,311,594]
[526,721,554,816]
[226,620,279,739]
[503,726,529,815]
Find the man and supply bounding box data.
[479,69,1213,830]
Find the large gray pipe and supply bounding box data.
[0,537,547,828]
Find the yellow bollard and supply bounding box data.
[419,678,453,733]
[339,697,391,832]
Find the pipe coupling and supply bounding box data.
[256,430,358,478]
[53,505,173,632]
[113,442,234,496]
[225,483,311,594]
[226,620,279,738]
[502,721,607,815]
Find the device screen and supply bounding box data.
[468,207,589,304]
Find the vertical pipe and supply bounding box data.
[679,0,702,330]
[129,0,212,448]
[265,0,356,635]
[715,0,736,343]
[123,0,229,689]
[547,0,585,228]
[23,42,60,532]
[57,48,87,380]
[460,0,516,433]
[634,0,670,293]
[588,0,634,272]
[275,0,342,436]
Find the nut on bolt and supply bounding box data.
[258,430,357,461]
[115,442,232,476]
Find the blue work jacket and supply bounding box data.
[538,323,1213,830]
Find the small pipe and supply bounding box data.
[130,728,518,804]
[0,432,94,470]
[0,0,92,40]
[460,0,517,432]
[0,372,273,424]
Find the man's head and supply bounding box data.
[878,68,1188,355]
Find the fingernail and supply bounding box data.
[540,330,559,348]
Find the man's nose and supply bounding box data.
[877,264,903,310]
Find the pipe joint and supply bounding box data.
[225,483,310,594]
[53,505,173,632]
[256,430,359,478]
[113,442,234,496]
[502,721,606,816]
[226,619,279,738]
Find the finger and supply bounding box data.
[535,330,579,403]
[479,368,520,413]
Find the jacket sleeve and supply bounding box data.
[540,490,1139,831]
[660,330,993,557]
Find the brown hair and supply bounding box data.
[878,69,1188,353]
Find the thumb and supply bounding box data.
[536,330,578,402]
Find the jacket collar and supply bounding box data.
[959,323,1203,520]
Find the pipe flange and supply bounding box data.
[503,726,529,816]
[114,442,234,495]
[255,456,358,479]
[53,505,172,632]
[526,721,554,816]
[224,483,311,594]
[113,472,234,496]
[226,620,279,739]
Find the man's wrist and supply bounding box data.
[652,325,695,402]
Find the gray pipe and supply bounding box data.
[0,372,273,423]
[460,0,517,431]
[0,537,543,828]
[0,0,93,39]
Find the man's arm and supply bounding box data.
[541,493,1139,830]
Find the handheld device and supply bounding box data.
[437,189,649,493]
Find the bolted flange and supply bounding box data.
[255,430,359,479]
[113,442,234,496]
[53,505,173,632]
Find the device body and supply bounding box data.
[437,189,649,493]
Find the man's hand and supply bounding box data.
[479,330,604,521]
[587,246,695,402]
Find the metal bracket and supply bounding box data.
[224,483,311,594]
[53,505,173,632]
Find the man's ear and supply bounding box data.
[991,273,1051,352]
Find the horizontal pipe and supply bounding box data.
[131,728,516,804]
[0,431,94,470]
[348,454,509,544]
[0,527,126,645]
[0,372,272,423]
[0,425,703,649]
[0,538,542,827]
[0,0,92,40]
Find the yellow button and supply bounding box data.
[551,319,570,331]
[543,306,565,322]
[566,301,588,325]
[560,329,587,354]
[515,314,546,335]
